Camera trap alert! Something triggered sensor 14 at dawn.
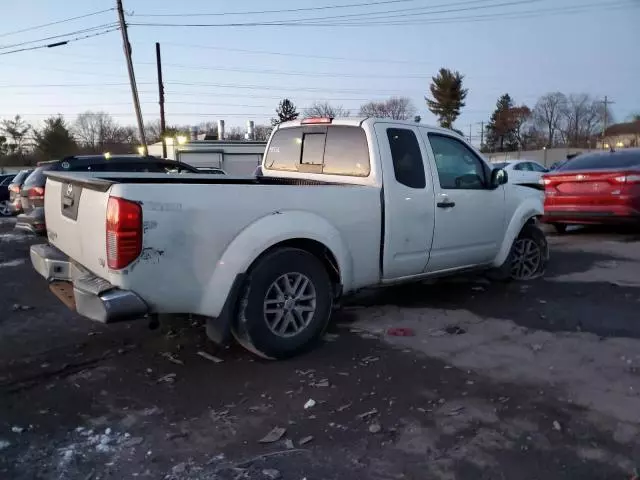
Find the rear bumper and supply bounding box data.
[15,209,46,235]
[542,204,640,224]
[30,243,148,323]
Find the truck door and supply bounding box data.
[421,131,505,272]
[374,123,436,280]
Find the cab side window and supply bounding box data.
[427,134,486,190]
[387,128,425,189]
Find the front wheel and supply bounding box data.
[232,247,333,360]
[487,223,548,282]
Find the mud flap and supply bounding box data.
[205,273,247,345]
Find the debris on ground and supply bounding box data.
[161,352,184,366]
[303,399,316,410]
[386,327,415,337]
[336,403,352,412]
[0,440,10,450]
[471,286,485,292]
[11,303,32,311]
[312,379,330,388]
[368,423,382,434]
[11,426,24,434]
[356,409,378,420]
[298,435,314,446]
[446,406,465,416]
[262,468,282,479]
[444,325,467,335]
[157,373,177,384]
[323,333,339,342]
[360,356,380,365]
[259,427,287,444]
[284,439,294,450]
[553,421,562,431]
[531,344,544,352]
[197,351,224,364]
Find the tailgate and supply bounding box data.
[44,173,114,278]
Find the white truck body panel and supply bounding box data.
[39,117,544,326]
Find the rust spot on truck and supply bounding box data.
[139,247,165,264]
[143,220,158,233]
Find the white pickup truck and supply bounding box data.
[31,117,547,359]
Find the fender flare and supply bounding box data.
[199,210,353,318]
[492,197,544,267]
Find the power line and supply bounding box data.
[0,28,120,57]
[0,8,115,39]
[128,0,636,27]
[0,23,119,50]
[300,0,636,25]
[130,0,419,17]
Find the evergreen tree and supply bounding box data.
[271,99,299,126]
[485,94,518,152]
[34,116,77,160]
[426,68,468,129]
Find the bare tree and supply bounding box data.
[254,125,272,141]
[226,126,245,140]
[74,111,127,150]
[533,93,567,147]
[561,94,610,148]
[359,97,416,120]
[303,101,351,118]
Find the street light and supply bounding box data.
[164,134,189,160]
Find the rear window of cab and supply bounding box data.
[264,125,370,177]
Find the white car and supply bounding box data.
[492,160,548,187]
[31,117,548,359]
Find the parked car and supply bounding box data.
[16,155,200,235]
[542,148,640,232]
[31,117,547,359]
[0,173,16,216]
[492,160,548,188]
[7,169,33,215]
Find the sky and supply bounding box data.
[1,0,639,144]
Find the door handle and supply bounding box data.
[437,199,456,208]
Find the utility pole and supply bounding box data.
[116,0,147,155]
[155,42,167,158]
[479,121,484,150]
[469,124,472,143]
[601,95,615,149]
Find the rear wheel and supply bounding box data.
[232,247,333,360]
[551,223,567,234]
[0,200,11,217]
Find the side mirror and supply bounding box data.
[490,168,508,189]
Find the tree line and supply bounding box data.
[2,66,628,166]
[482,92,616,153]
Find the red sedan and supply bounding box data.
[542,148,640,233]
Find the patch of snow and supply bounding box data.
[0,259,25,269]
[0,439,10,450]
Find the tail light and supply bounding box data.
[301,117,333,125]
[613,173,640,184]
[28,186,45,200]
[106,197,142,269]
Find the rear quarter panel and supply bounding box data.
[108,182,382,316]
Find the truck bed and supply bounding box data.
[43,171,383,317]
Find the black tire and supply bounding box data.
[232,247,333,360]
[487,223,549,282]
[551,223,567,234]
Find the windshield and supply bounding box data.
[557,150,640,171]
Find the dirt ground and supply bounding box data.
[1,217,639,480]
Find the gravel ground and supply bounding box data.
[0,217,638,480]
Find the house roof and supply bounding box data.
[604,120,640,136]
